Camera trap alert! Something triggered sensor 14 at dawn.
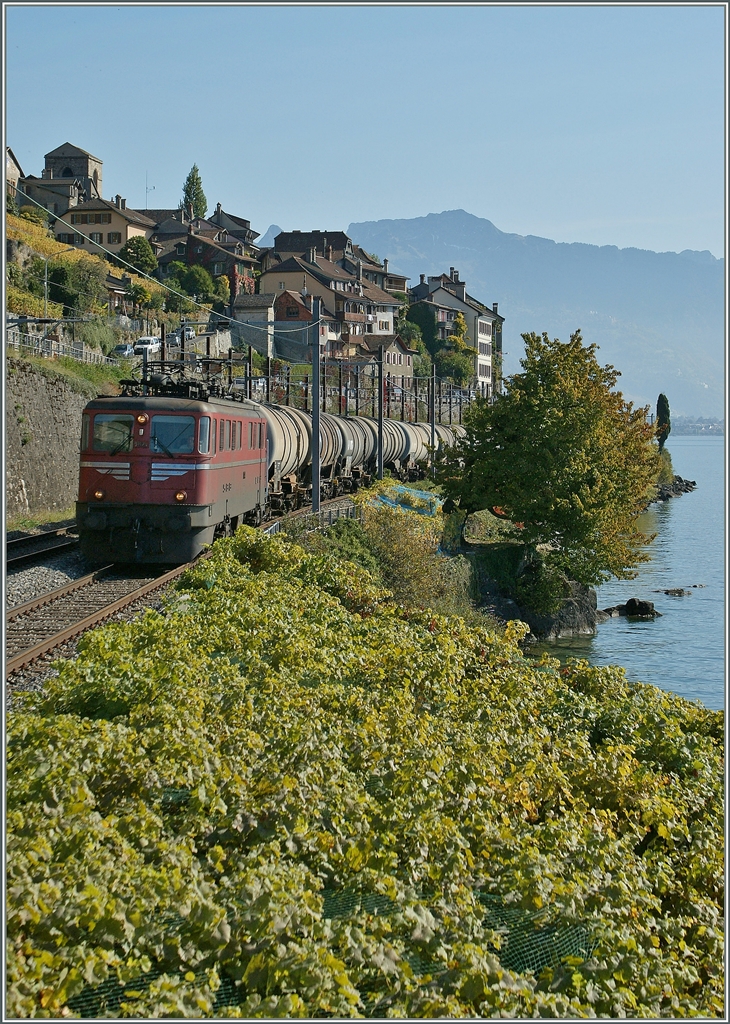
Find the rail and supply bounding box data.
[7,526,79,567]
[5,563,197,676]
[6,499,357,678]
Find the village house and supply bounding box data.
[262,229,408,296]
[273,290,343,357]
[6,147,24,198]
[259,247,403,356]
[152,205,259,304]
[409,267,504,395]
[54,195,156,256]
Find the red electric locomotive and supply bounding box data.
[77,394,268,563]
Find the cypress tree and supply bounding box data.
[656,393,671,450]
[180,164,207,219]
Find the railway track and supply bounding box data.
[6,525,79,567]
[5,563,200,677]
[6,497,356,681]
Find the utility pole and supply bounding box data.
[430,363,436,478]
[377,345,384,480]
[311,297,322,512]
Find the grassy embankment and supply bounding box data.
[6,510,724,1018]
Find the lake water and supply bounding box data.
[531,436,725,711]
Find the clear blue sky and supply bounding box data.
[5,3,726,256]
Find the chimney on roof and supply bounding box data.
[326,245,333,262]
[357,260,362,282]
[450,267,455,280]
[493,302,498,314]
[216,202,221,216]
[420,274,425,285]
[121,198,126,210]
[115,194,122,208]
[308,246,317,265]
[453,269,459,282]
[383,258,389,273]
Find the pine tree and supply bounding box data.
[180,164,207,219]
[656,393,671,451]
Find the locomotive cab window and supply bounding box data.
[92,414,134,453]
[81,414,90,451]
[150,415,196,455]
[198,416,211,454]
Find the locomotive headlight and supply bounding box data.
[93,489,105,501]
[136,413,148,424]
[174,490,187,502]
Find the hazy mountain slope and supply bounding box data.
[257,224,283,249]
[348,210,724,418]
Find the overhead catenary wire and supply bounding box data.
[11,193,472,394]
[11,192,323,336]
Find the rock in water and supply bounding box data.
[602,598,662,619]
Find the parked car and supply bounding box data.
[133,336,161,355]
[112,342,135,358]
[183,326,196,340]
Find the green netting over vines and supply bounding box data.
[7,524,724,1018]
[65,890,594,1018]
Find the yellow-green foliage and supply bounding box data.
[6,213,167,302]
[6,285,64,318]
[657,448,674,486]
[6,528,724,1018]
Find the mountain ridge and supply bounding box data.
[347,209,724,417]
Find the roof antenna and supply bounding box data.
[145,170,155,210]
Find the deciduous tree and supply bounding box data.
[406,302,438,355]
[439,330,660,593]
[434,348,473,386]
[180,264,215,300]
[118,236,157,276]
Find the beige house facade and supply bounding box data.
[55,195,155,255]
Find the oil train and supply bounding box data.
[77,372,465,565]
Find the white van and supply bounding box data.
[133,336,161,355]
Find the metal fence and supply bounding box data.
[5,328,119,365]
[262,502,362,538]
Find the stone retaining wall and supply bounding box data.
[5,359,93,518]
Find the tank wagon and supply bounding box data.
[77,380,465,565]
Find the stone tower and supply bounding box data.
[43,142,103,200]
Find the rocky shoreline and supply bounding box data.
[652,474,697,502]
[477,475,698,640]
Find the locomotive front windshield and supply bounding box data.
[150,415,196,455]
[92,414,134,453]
